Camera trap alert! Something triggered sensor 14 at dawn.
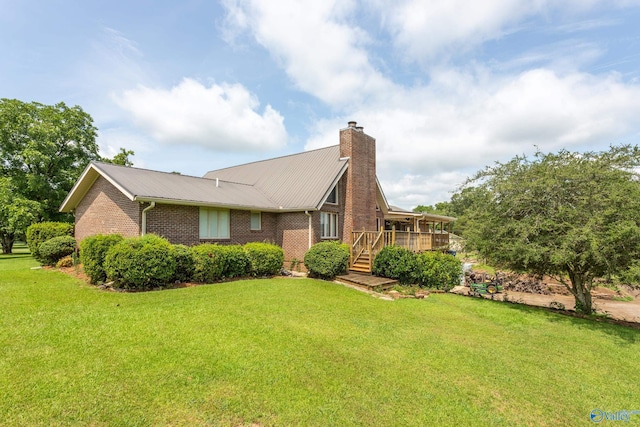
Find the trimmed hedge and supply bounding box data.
[191,244,251,283]
[26,222,74,263]
[104,235,176,290]
[372,246,418,285]
[304,241,349,280]
[38,235,77,266]
[191,244,226,283]
[413,251,462,291]
[172,244,195,283]
[80,234,124,284]
[373,246,462,290]
[244,242,284,276]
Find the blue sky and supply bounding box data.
[3,0,640,208]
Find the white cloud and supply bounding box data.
[114,78,287,151]
[306,68,640,204]
[222,0,396,107]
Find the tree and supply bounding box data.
[0,99,100,223]
[0,178,41,253]
[463,146,640,314]
[103,147,135,167]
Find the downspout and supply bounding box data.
[305,210,313,249]
[141,202,156,236]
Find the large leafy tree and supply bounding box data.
[0,99,100,221]
[463,146,640,314]
[0,178,41,253]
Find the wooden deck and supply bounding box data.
[350,229,451,273]
[335,272,398,292]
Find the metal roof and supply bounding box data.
[204,145,349,209]
[60,146,349,213]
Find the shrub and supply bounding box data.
[38,235,77,266]
[372,246,418,285]
[304,241,349,280]
[56,255,74,268]
[244,242,284,276]
[191,244,227,283]
[26,222,74,263]
[80,234,124,284]
[172,244,195,283]
[413,251,462,291]
[222,245,251,278]
[104,234,176,290]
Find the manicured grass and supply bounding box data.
[1,256,639,426]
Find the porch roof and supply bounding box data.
[386,205,456,223]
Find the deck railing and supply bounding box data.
[350,229,451,271]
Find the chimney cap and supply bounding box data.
[347,121,357,128]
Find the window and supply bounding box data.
[250,211,261,230]
[326,185,338,204]
[199,207,230,239]
[320,212,338,238]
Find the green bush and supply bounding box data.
[244,242,284,276]
[304,241,349,280]
[26,222,74,263]
[372,246,418,285]
[104,234,176,290]
[413,251,462,291]
[222,245,251,278]
[38,235,77,266]
[192,244,227,283]
[173,244,195,283]
[80,234,124,284]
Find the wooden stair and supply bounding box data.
[336,272,397,292]
[350,251,372,273]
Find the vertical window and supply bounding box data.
[250,211,261,230]
[199,207,230,239]
[326,185,338,204]
[320,212,338,238]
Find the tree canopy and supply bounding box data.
[462,146,640,314]
[0,99,100,253]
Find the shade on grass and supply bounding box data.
[0,253,639,426]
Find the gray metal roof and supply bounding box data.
[60,146,349,212]
[204,145,348,209]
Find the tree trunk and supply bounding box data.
[567,269,593,315]
[1,232,14,254]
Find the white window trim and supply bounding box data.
[250,211,261,231]
[320,211,339,239]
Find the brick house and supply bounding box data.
[60,122,454,270]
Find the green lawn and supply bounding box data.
[1,253,639,426]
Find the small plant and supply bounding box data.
[191,244,227,283]
[304,241,349,280]
[612,295,633,302]
[55,255,74,268]
[289,258,300,272]
[38,235,77,266]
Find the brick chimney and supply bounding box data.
[339,121,377,241]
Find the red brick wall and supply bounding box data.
[276,212,313,263]
[340,125,377,242]
[229,210,277,244]
[74,175,140,242]
[146,204,199,245]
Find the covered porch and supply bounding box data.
[349,208,456,273]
